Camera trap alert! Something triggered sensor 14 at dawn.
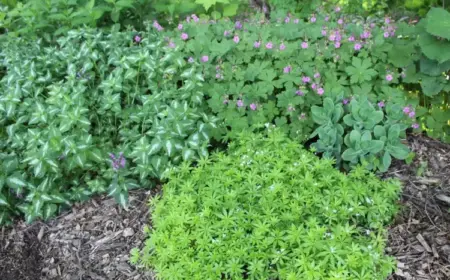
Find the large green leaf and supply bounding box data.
[421,76,445,96]
[426,8,450,40]
[418,32,450,63]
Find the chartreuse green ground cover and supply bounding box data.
[0,5,449,227]
[131,130,401,279]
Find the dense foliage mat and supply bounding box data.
[134,130,401,279]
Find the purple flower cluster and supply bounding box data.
[153,20,163,31]
[403,106,416,118]
[235,21,242,29]
[283,65,292,74]
[110,153,126,171]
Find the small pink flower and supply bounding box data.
[301,42,308,49]
[408,111,415,118]
[370,23,376,28]
[334,42,341,48]
[280,43,286,51]
[296,90,304,96]
[215,73,221,79]
[235,21,242,29]
[201,55,209,63]
[329,34,336,41]
[168,41,176,48]
[181,33,189,40]
[237,100,244,107]
[254,41,261,48]
[385,17,391,24]
[192,14,199,22]
[314,73,320,79]
[188,57,194,63]
[378,101,385,108]
[403,107,411,114]
[335,6,341,12]
[343,99,349,105]
[300,113,306,119]
[302,76,311,83]
[321,29,327,36]
[348,35,355,42]
[317,88,324,95]
[294,19,299,24]
[311,16,316,23]
[178,24,183,30]
[285,17,290,23]
[337,18,343,25]
[386,74,393,82]
[354,43,362,51]
[134,35,141,43]
[384,32,390,38]
[283,65,292,73]
[412,123,419,129]
[250,103,257,110]
[361,30,371,39]
[311,83,317,90]
[325,16,330,21]
[233,35,240,43]
[224,30,230,36]
[266,42,273,49]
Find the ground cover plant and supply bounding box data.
[133,130,401,279]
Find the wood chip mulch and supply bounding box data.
[0,189,157,280]
[387,134,450,280]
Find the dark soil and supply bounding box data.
[1,134,449,280]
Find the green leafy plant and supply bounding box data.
[0,26,217,224]
[134,130,401,279]
[310,96,412,171]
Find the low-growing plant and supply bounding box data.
[0,26,217,224]
[133,130,401,279]
[310,95,413,171]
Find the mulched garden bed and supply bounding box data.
[1,134,449,280]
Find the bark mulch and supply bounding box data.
[0,189,156,280]
[387,135,450,280]
[1,134,449,280]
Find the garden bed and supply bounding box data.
[1,135,449,280]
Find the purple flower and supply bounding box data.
[403,106,411,114]
[178,24,183,30]
[354,43,362,51]
[266,42,273,49]
[283,65,292,73]
[294,19,299,24]
[310,16,316,23]
[348,35,355,42]
[134,35,141,43]
[317,88,324,95]
[280,43,286,51]
[314,72,320,79]
[237,99,244,107]
[153,20,163,31]
[385,17,391,24]
[334,42,341,48]
[329,34,336,41]
[337,18,343,25]
[302,76,311,83]
[235,21,242,29]
[188,57,194,63]
[233,35,240,43]
[224,30,230,37]
[168,41,176,48]
[408,111,415,118]
[110,153,126,171]
[301,41,308,49]
[296,90,304,96]
[361,30,371,39]
[335,6,341,12]
[181,33,189,40]
[311,83,317,90]
[412,123,419,129]
[384,32,390,38]
[285,17,290,23]
[192,14,199,22]
[215,73,221,79]
[254,41,261,48]
[386,74,393,82]
[378,101,385,108]
[343,99,349,105]
[370,23,376,28]
[325,16,330,21]
[250,103,257,110]
[201,55,209,63]
[321,29,327,36]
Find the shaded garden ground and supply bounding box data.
[1,134,449,280]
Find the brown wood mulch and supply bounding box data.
[0,134,449,280]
